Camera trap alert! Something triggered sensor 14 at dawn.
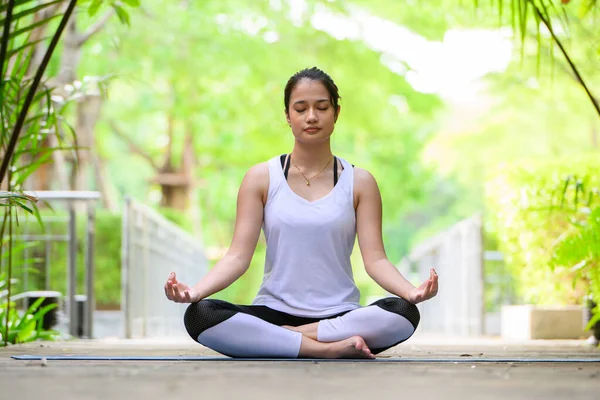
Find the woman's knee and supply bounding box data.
[371,297,420,330]
[183,299,236,342]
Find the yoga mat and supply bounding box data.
[11,355,600,363]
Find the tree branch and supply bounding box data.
[529,0,600,118]
[0,0,78,186]
[109,120,159,170]
[77,9,115,47]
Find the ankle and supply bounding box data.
[321,342,337,359]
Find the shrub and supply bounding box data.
[485,154,600,305]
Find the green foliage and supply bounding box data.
[11,210,122,308]
[0,0,79,188]
[1,0,78,347]
[75,0,444,265]
[1,0,140,345]
[158,207,194,234]
[480,0,600,117]
[485,154,600,305]
[551,196,600,329]
[0,268,61,346]
[353,0,504,40]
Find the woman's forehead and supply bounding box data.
[290,79,330,101]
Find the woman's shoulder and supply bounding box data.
[244,161,270,183]
[352,166,379,195]
[351,165,376,183]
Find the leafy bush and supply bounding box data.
[551,203,600,329]
[0,273,61,346]
[485,154,600,305]
[10,210,122,308]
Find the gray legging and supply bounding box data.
[183,297,420,358]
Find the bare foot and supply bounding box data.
[282,325,299,332]
[328,336,375,359]
[282,324,318,340]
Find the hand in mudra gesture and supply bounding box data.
[408,269,439,304]
[164,272,201,303]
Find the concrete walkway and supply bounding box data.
[2,335,599,400]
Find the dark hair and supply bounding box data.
[284,67,341,114]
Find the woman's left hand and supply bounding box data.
[408,269,439,304]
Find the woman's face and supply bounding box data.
[286,78,339,143]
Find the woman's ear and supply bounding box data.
[285,110,291,126]
[334,105,341,123]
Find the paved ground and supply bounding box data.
[2,335,599,400]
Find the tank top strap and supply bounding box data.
[266,155,285,204]
[336,157,355,203]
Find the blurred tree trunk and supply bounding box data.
[153,115,194,211]
[26,8,115,198]
[110,115,196,212]
[18,2,64,191]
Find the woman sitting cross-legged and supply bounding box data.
[164,67,439,359]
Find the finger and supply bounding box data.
[165,281,174,300]
[172,285,182,302]
[425,279,434,295]
[184,290,192,302]
[169,272,178,284]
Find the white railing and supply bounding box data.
[399,214,484,336]
[121,197,207,338]
[2,191,101,338]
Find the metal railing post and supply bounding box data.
[121,196,131,339]
[84,203,95,338]
[67,204,77,337]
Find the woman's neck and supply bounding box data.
[290,141,334,172]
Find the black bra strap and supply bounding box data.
[333,156,338,186]
[284,154,291,179]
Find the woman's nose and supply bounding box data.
[306,109,318,122]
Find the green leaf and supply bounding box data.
[88,0,103,17]
[32,303,58,324]
[8,13,63,41]
[113,4,130,26]
[0,0,63,26]
[0,0,39,14]
[534,10,541,75]
[16,296,45,329]
[585,311,600,330]
[122,0,141,7]
[14,145,77,157]
[13,153,53,185]
[30,203,44,229]
[11,198,34,215]
[16,320,36,343]
[6,36,48,60]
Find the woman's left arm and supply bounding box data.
[354,168,438,304]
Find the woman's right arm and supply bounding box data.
[164,162,269,303]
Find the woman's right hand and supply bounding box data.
[164,272,201,303]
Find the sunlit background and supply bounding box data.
[2,0,599,342]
